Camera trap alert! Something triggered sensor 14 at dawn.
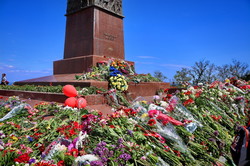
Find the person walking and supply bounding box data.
[1,73,9,85]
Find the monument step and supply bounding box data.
[14,74,170,97]
[0,89,107,106]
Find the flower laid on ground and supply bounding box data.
[0,78,249,165]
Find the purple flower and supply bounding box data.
[41,153,46,159]
[213,130,219,137]
[127,130,133,136]
[29,158,36,164]
[101,157,109,162]
[92,141,113,163]
[208,138,216,142]
[118,153,131,161]
[117,138,123,144]
[90,161,104,166]
[99,141,107,147]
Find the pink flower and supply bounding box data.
[148,110,160,118]
[5,142,12,147]
[26,147,33,154]
[156,113,183,126]
[153,95,160,100]
[68,143,74,151]
[20,144,26,149]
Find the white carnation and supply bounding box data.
[74,154,100,166]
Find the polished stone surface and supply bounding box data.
[54,55,134,74]
[63,7,124,60]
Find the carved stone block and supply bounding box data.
[66,0,122,16]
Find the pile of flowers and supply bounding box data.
[0,78,249,165]
[76,59,162,92]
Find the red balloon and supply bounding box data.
[77,97,87,108]
[65,97,77,107]
[63,85,78,97]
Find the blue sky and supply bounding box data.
[0,0,250,83]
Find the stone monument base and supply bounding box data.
[14,73,170,97]
[54,55,134,74]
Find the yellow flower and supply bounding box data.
[141,113,148,118]
[125,86,128,90]
[46,125,51,130]
[141,100,147,104]
[10,135,18,142]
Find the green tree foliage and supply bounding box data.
[153,71,167,82]
[174,68,191,83]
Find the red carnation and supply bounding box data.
[184,91,192,95]
[109,125,116,128]
[35,162,56,166]
[69,148,79,157]
[183,98,194,106]
[147,119,157,126]
[14,153,30,163]
[57,160,65,166]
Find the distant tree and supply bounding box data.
[229,59,249,79]
[217,60,249,81]
[173,59,249,84]
[174,68,191,83]
[205,63,217,83]
[189,60,210,84]
[153,71,167,82]
[241,73,250,81]
[217,64,231,81]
